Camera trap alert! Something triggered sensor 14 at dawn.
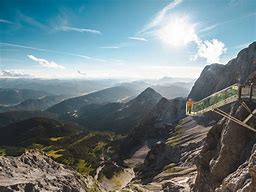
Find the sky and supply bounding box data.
[0,0,255,79]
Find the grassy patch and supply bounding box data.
[76,159,94,175]
[28,143,44,149]
[43,145,54,151]
[0,129,122,178]
[164,163,176,170]
[49,137,64,142]
[111,176,123,188]
[94,141,107,151]
[0,148,6,156]
[4,146,25,156]
[165,166,187,173]
[166,125,184,146]
[69,132,96,147]
[47,149,65,159]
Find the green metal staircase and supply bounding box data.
[187,83,256,132]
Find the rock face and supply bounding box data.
[193,102,256,192]
[140,116,210,179]
[189,42,256,101]
[122,117,211,192]
[0,150,104,192]
[120,97,186,159]
[185,42,256,191]
[123,42,256,192]
[215,145,256,192]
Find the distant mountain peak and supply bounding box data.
[135,87,162,100]
[144,87,155,91]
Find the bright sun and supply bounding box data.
[157,16,198,47]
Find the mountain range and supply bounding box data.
[0,42,255,191]
[0,88,49,105]
[47,85,142,115]
[0,95,67,112]
[72,87,162,133]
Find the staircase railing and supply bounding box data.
[187,84,239,115]
[186,83,256,132]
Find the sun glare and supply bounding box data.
[157,16,198,47]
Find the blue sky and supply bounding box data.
[0,0,255,79]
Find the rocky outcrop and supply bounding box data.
[120,97,186,159]
[189,42,256,101]
[137,117,210,184]
[120,117,210,191]
[0,150,104,192]
[215,144,256,192]
[123,42,256,192]
[193,102,256,192]
[97,161,135,191]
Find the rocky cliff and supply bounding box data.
[120,97,186,159]
[0,150,104,192]
[189,42,256,101]
[122,42,256,192]
[122,116,211,191]
[193,101,256,192]
[191,42,256,192]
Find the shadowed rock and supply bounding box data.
[0,150,104,192]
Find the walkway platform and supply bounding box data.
[186,83,256,132]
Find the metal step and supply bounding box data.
[243,109,256,124]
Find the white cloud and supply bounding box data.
[196,39,227,63]
[58,26,102,35]
[0,70,33,78]
[137,0,229,63]
[228,0,243,6]
[28,55,65,69]
[157,16,199,46]
[0,19,15,25]
[153,15,227,62]
[138,0,198,47]
[140,0,183,34]
[199,12,256,34]
[77,70,87,76]
[138,2,228,63]
[100,46,120,49]
[199,24,218,33]
[18,12,48,30]
[0,65,203,80]
[0,42,104,61]
[0,49,20,52]
[81,65,203,79]
[0,42,50,52]
[128,37,148,41]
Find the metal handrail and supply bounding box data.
[187,84,256,116]
[190,84,239,114]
